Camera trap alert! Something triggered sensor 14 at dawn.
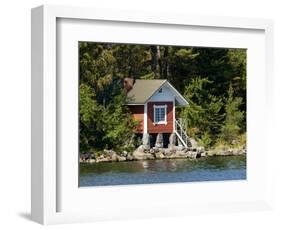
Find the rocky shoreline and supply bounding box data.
[80,145,246,163]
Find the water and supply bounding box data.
[79,155,246,187]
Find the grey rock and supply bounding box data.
[189,138,198,148]
[89,159,96,163]
[117,156,126,162]
[164,148,173,156]
[177,145,184,151]
[155,151,165,159]
[232,149,240,155]
[174,151,189,158]
[152,147,159,152]
[197,146,205,153]
[96,156,110,163]
[122,150,128,157]
[110,153,118,162]
[137,145,144,152]
[200,151,207,157]
[133,148,155,160]
[126,155,134,161]
[103,149,116,157]
[149,148,155,154]
[80,153,91,162]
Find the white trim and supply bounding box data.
[145,80,188,106]
[144,80,168,103]
[165,81,189,106]
[143,103,147,133]
[153,104,167,125]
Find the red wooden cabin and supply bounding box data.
[126,79,189,147]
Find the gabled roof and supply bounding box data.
[127,79,166,104]
[126,79,188,106]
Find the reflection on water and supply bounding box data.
[79,156,246,187]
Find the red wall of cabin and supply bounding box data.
[128,105,144,133]
[147,101,173,133]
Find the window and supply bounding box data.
[153,105,167,124]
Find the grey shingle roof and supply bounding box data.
[126,79,167,104]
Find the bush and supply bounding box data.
[198,132,212,149]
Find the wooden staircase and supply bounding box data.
[175,118,192,148]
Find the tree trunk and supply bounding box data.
[150,45,161,79]
[162,46,169,79]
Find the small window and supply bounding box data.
[153,105,167,124]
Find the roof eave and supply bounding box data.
[127,103,145,105]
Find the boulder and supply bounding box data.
[177,145,185,151]
[200,151,207,157]
[122,151,128,157]
[164,148,173,156]
[174,151,189,158]
[133,147,155,160]
[96,156,110,163]
[197,146,205,153]
[104,149,116,157]
[152,147,159,152]
[136,145,144,152]
[191,152,198,159]
[117,156,126,162]
[110,153,118,162]
[232,149,240,155]
[189,138,198,148]
[89,159,96,163]
[126,155,134,161]
[155,151,165,159]
[80,153,92,162]
[149,148,155,154]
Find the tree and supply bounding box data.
[101,91,138,151]
[219,84,245,144]
[79,42,138,153]
[181,78,224,146]
[79,83,102,152]
[79,42,246,151]
[150,45,161,78]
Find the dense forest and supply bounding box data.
[79,42,246,154]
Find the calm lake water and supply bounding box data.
[79,155,246,187]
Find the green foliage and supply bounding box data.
[181,78,224,145]
[219,85,245,144]
[198,132,212,149]
[101,92,138,150]
[79,42,246,152]
[79,43,138,153]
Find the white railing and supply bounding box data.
[175,118,191,148]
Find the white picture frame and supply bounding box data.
[31,5,274,225]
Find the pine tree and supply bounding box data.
[181,77,224,146]
[220,84,244,144]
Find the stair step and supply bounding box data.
[175,119,191,148]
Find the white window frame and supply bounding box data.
[153,104,167,125]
